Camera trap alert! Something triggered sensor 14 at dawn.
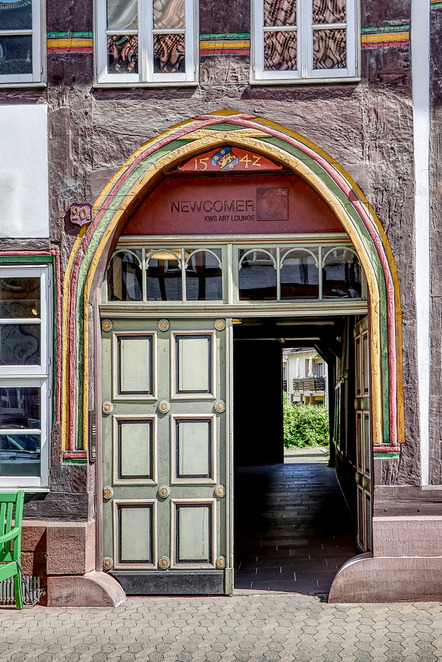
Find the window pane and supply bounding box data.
[185,251,222,301]
[0,0,32,30]
[0,35,32,74]
[313,0,346,24]
[0,387,40,428]
[107,35,138,73]
[322,249,362,298]
[146,254,182,301]
[0,324,40,365]
[0,431,40,477]
[264,0,296,26]
[281,250,319,299]
[153,0,185,29]
[0,277,40,319]
[153,33,185,73]
[107,0,138,30]
[313,28,346,69]
[239,250,277,301]
[264,31,297,71]
[107,251,142,302]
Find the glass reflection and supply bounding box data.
[0,387,40,428]
[239,250,277,300]
[107,251,142,301]
[107,0,138,30]
[153,0,185,29]
[264,31,297,71]
[313,0,346,24]
[0,324,40,365]
[322,248,362,298]
[186,250,222,301]
[281,250,319,299]
[264,0,297,26]
[0,427,40,477]
[0,0,32,30]
[146,251,182,301]
[153,33,185,73]
[313,28,346,70]
[107,34,138,73]
[0,35,32,74]
[0,277,40,318]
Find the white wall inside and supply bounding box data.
[0,104,49,238]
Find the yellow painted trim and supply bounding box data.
[47,38,93,48]
[61,224,89,450]
[81,130,384,446]
[361,32,409,43]
[183,128,270,141]
[199,40,250,49]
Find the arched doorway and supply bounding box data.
[62,111,404,596]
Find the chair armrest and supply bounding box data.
[0,526,21,544]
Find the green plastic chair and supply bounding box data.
[0,491,24,609]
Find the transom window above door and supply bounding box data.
[252,0,358,84]
[103,240,367,305]
[95,0,198,85]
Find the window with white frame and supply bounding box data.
[0,266,52,488]
[252,0,358,83]
[96,0,198,85]
[0,0,43,85]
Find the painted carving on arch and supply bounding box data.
[178,147,282,173]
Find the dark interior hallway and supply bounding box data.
[234,451,357,596]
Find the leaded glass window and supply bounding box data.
[96,0,197,85]
[252,0,358,83]
[0,0,43,85]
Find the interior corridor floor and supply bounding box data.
[234,449,357,597]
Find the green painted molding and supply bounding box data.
[361,25,410,33]
[200,33,250,40]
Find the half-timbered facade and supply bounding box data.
[0,0,440,605]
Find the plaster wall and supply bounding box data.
[0,105,49,238]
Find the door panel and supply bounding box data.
[101,317,232,594]
[354,315,372,552]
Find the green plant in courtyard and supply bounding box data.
[283,392,329,448]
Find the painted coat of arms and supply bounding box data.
[211,147,239,171]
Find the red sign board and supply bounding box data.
[124,174,342,236]
[178,147,282,173]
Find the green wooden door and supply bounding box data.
[354,315,372,552]
[101,317,233,595]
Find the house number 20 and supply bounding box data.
[70,203,92,227]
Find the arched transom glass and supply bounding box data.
[103,238,367,306]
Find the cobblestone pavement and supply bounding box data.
[1,452,441,661]
[1,595,442,662]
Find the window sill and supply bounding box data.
[0,81,46,89]
[249,75,361,86]
[93,80,199,89]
